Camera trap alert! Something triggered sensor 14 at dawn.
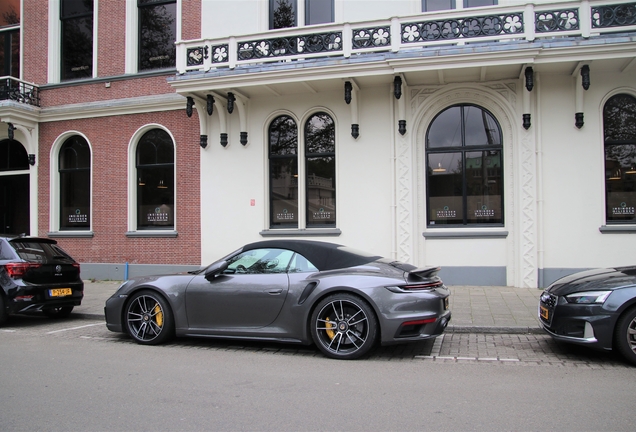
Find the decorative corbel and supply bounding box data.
[186,97,194,117]
[7,122,16,140]
[394,75,406,135]
[206,95,214,115]
[522,66,533,129]
[345,79,359,138]
[227,92,235,114]
[524,66,534,92]
[28,154,36,166]
[575,64,587,129]
[581,65,590,91]
[227,89,249,146]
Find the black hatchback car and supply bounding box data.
[539,266,636,365]
[0,236,83,324]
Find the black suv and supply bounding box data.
[0,236,83,324]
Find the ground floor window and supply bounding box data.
[426,104,503,227]
[268,112,336,229]
[0,139,29,235]
[604,93,636,224]
[136,129,175,229]
[59,136,91,230]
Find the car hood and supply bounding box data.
[546,266,636,295]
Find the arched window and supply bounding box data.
[136,129,174,229]
[604,93,636,224]
[268,112,336,229]
[59,136,91,230]
[426,104,503,226]
[305,112,335,227]
[269,115,298,228]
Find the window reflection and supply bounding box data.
[269,115,299,228]
[305,113,335,227]
[426,104,503,226]
[138,0,176,71]
[59,136,91,230]
[604,94,636,224]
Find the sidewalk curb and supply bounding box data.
[448,325,544,334]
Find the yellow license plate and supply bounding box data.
[540,305,549,320]
[50,288,73,297]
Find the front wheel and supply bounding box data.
[43,306,74,318]
[614,306,636,365]
[125,290,174,345]
[310,294,378,360]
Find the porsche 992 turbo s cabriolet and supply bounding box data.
[539,266,636,365]
[105,240,451,359]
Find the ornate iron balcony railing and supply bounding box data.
[176,0,636,74]
[0,76,40,107]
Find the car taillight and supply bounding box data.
[73,263,81,274]
[386,280,444,293]
[4,262,42,279]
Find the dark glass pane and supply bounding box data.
[0,173,29,236]
[0,139,28,171]
[61,0,93,18]
[270,158,298,228]
[306,156,335,226]
[61,16,93,80]
[139,2,176,71]
[605,144,636,223]
[305,112,334,155]
[0,29,20,78]
[422,0,454,12]
[465,150,503,224]
[0,0,20,27]
[427,152,463,225]
[269,115,297,155]
[466,0,496,7]
[137,166,174,228]
[604,94,636,143]
[59,136,90,169]
[137,129,174,165]
[427,106,462,148]
[464,106,501,146]
[270,0,297,29]
[306,0,333,25]
[60,170,90,229]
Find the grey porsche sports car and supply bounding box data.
[105,240,451,359]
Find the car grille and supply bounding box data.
[540,292,556,308]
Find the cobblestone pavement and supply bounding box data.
[1,315,631,369]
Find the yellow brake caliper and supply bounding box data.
[153,304,164,327]
[325,317,335,340]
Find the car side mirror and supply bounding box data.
[204,261,229,280]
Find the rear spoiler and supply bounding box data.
[408,266,441,280]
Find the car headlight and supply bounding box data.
[565,290,611,304]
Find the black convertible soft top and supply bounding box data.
[241,240,383,271]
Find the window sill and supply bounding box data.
[423,228,508,239]
[48,231,94,238]
[260,228,342,237]
[126,231,178,238]
[599,225,636,233]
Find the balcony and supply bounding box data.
[0,76,40,107]
[175,0,636,75]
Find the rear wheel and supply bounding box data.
[614,306,636,365]
[310,293,378,360]
[125,290,174,345]
[43,306,74,318]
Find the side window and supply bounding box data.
[269,115,299,228]
[306,0,334,26]
[422,0,455,12]
[270,0,297,29]
[305,112,336,227]
[227,248,294,274]
[604,94,636,224]
[138,0,176,71]
[61,0,94,80]
[0,2,20,78]
[59,136,91,230]
[426,104,503,227]
[136,129,174,230]
[288,253,318,273]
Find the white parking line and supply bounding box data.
[46,322,103,334]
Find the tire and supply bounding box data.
[125,290,174,345]
[43,306,74,318]
[0,295,7,326]
[614,306,636,366]
[310,293,378,360]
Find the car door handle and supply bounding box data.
[266,288,283,295]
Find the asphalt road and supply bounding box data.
[1,314,634,431]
